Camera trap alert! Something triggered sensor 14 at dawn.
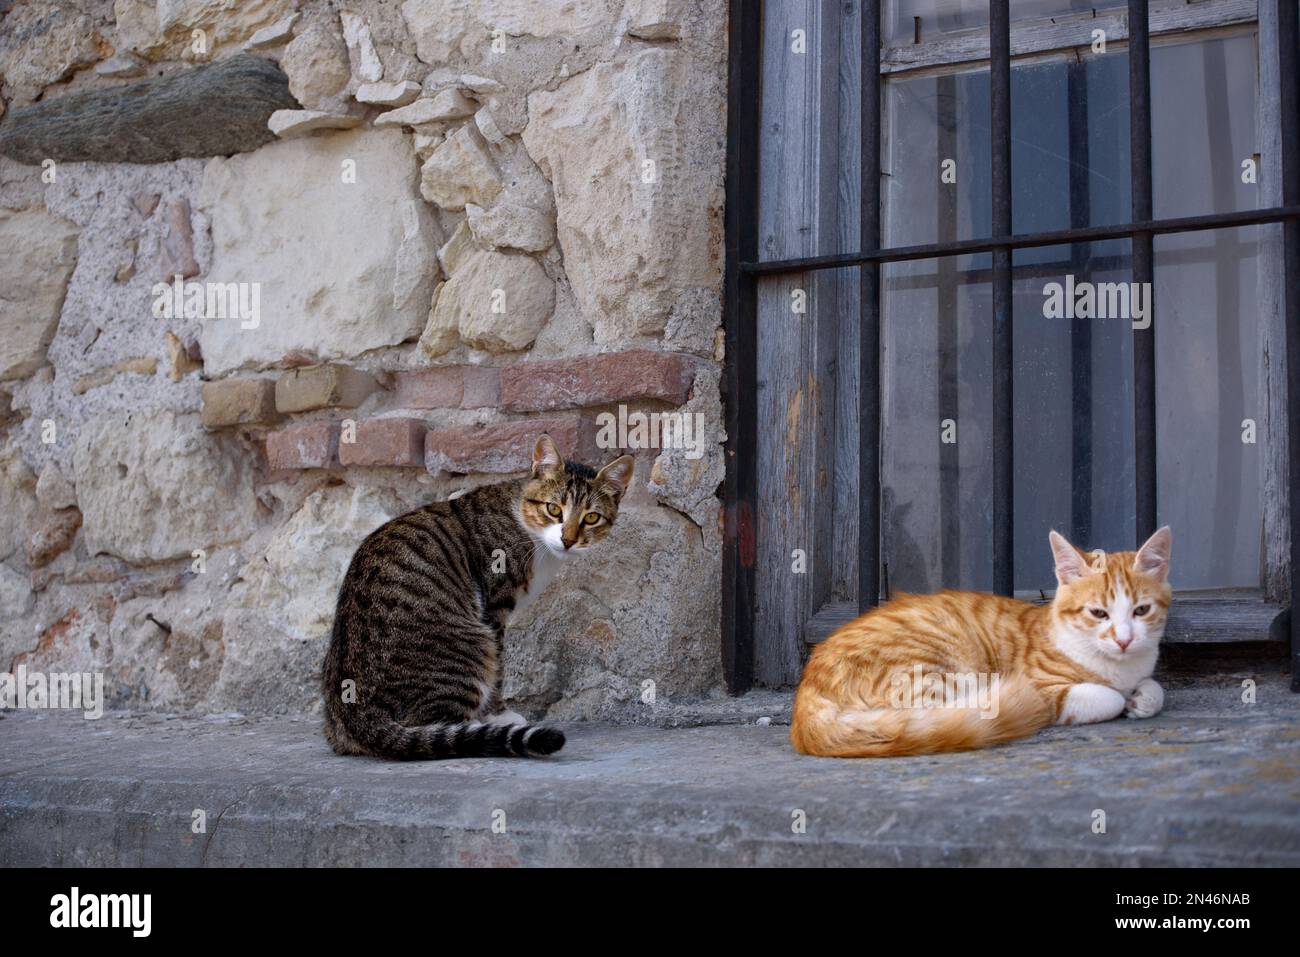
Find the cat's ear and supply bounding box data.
[1133,525,1172,581]
[531,434,564,478]
[1049,530,1092,585]
[596,454,635,499]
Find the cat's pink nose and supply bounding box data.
[1114,636,1133,651]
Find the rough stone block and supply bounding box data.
[73,411,261,563]
[28,508,82,568]
[268,110,363,138]
[419,124,502,210]
[523,49,723,340]
[0,207,80,382]
[0,55,297,165]
[356,80,422,107]
[418,250,554,357]
[197,130,437,374]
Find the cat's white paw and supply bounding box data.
[1124,678,1164,719]
[1057,683,1126,725]
[487,710,527,726]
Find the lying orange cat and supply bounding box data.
[791,527,1172,757]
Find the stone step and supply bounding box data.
[2,675,1297,867]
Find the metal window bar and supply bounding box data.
[1278,0,1300,690]
[722,0,1300,691]
[858,0,882,619]
[722,0,761,694]
[991,0,1013,596]
[1130,0,1158,548]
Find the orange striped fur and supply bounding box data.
[791,528,1173,757]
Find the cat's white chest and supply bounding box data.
[511,548,562,623]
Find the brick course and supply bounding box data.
[499,350,699,412]
[424,417,594,475]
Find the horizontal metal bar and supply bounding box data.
[742,205,1300,275]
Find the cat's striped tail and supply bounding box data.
[790,676,1052,758]
[338,709,565,760]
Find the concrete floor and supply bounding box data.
[2,671,1298,866]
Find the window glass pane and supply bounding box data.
[881,33,1260,592]
[881,244,1137,595]
[884,33,1256,244]
[1152,34,1258,218]
[885,0,1121,46]
[1154,226,1261,587]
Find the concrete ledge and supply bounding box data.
[1,676,1298,866]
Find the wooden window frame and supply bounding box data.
[722,0,1300,691]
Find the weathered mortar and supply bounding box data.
[0,0,727,719]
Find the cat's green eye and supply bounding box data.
[1089,608,1109,620]
[1133,604,1150,617]
[582,512,601,526]
[545,503,563,519]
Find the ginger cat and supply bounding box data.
[791,527,1173,757]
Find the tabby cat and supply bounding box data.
[791,527,1173,757]
[323,434,634,760]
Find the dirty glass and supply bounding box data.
[880,33,1260,592]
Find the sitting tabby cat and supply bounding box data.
[323,434,634,760]
[791,527,1173,758]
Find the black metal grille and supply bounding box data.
[722,1,1300,693]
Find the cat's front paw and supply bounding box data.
[1124,678,1164,719]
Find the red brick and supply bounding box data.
[338,417,426,467]
[388,366,501,410]
[266,421,339,470]
[424,417,595,475]
[388,367,461,408]
[499,350,700,412]
[460,366,502,409]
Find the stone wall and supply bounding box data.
[0,0,727,719]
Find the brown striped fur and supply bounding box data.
[791,528,1173,757]
[322,435,634,760]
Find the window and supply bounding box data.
[722,1,1300,690]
